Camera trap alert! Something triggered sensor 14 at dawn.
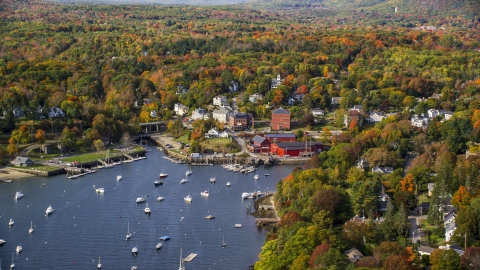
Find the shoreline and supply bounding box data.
[0,168,35,180]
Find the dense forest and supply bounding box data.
[1,0,480,269]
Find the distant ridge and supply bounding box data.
[46,0,247,6]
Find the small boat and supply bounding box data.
[180,217,184,221]
[96,188,105,194]
[10,252,15,269]
[186,170,192,176]
[132,246,138,256]
[136,197,146,203]
[180,179,188,184]
[28,221,33,234]
[226,182,231,187]
[45,205,54,215]
[16,245,22,253]
[184,194,192,203]
[205,215,215,220]
[157,196,165,201]
[235,224,242,228]
[14,191,24,200]
[131,266,137,270]
[144,203,151,215]
[126,222,131,240]
[179,248,185,270]
[156,242,163,250]
[117,175,122,181]
[97,255,102,269]
[254,174,259,180]
[42,183,46,186]
[210,177,216,184]
[0,239,5,245]
[222,235,226,248]
[9,218,14,227]
[159,170,168,179]
[241,192,250,199]
[154,180,163,186]
[159,236,170,241]
[200,189,209,197]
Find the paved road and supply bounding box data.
[21,144,39,157]
[408,208,423,243]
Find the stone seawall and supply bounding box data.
[10,167,65,177]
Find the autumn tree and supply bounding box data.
[36,129,46,144]
[60,127,78,150]
[460,246,480,270]
[451,185,472,207]
[400,174,415,193]
[93,139,106,152]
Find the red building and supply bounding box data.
[264,133,296,143]
[229,112,254,131]
[271,108,290,131]
[249,135,271,153]
[270,142,324,157]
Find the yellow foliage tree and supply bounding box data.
[451,185,471,207]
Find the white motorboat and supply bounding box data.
[136,197,146,203]
[28,221,33,234]
[156,242,163,250]
[159,170,168,179]
[117,175,122,181]
[0,239,5,245]
[200,189,209,197]
[9,218,14,227]
[157,196,165,201]
[179,248,185,270]
[154,180,163,186]
[14,191,24,200]
[144,203,151,215]
[264,167,269,176]
[254,174,259,180]
[132,246,138,256]
[10,252,15,269]
[186,170,192,176]
[226,182,231,187]
[126,222,131,240]
[96,188,105,194]
[16,245,22,253]
[184,194,192,203]
[241,192,250,199]
[180,178,188,184]
[45,205,54,215]
[131,266,137,270]
[97,255,102,269]
[210,177,216,184]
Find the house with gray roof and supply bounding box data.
[11,157,34,167]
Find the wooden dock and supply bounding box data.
[183,253,198,262]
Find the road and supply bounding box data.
[408,208,423,243]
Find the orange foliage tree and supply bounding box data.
[451,185,472,207]
[400,174,415,193]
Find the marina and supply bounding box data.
[0,143,295,269]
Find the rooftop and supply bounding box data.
[272,108,290,115]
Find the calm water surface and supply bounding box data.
[0,144,296,269]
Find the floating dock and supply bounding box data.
[67,169,98,179]
[183,253,198,262]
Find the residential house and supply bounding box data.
[431,93,441,99]
[271,74,282,89]
[229,112,253,131]
[365,111,385,123]
[345,248,363,263]
[205,128,220,138]
[213,95,228,107]
[271,108,291,131]
[331,97,343,105]
[174,103,189,116]
[150,110,157,118]
[10,157,34,167]
[378,201,389,212]
[410,115,430,128]
[444,211,456,226]
[372,166,394,174]
[356,159,370,171]
[13,107,25,118]
[270,142,324,157]
[351,105,364,113]
[219,131,229,138]
[312,108,325,117]
[344,110,364,128]
[264,133,296,143]
[101,136,112,146]
[191,108,210,120]
[228,81,239,92]
[191,153,201,159]
[445,222,457,242]
[48,107,65,118]
[176,84,188,94]
[212,109,229,123]
[428,109,454,120]
[249,93,263,103]
[428,183,435,196]
[418,246,435,256]
[420,202,430,214]
[249,135,271,153]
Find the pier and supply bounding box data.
[183,253,198,262]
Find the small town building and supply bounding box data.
[344,110,364,128]
[150,110,157,118]
[174,103,189,116]
[264,133,296,143]
[249,135,271,153]
[270,142,323,157]
[371,166,394,174]
[271,74,282,89]
[345,248,363,263]
[365,111,385,123]
[101,136,112,146]
[205,128,221,138]
[312,108,325,117]
[271,108,290,131]
[418,246,435,256]
[212,109,229,123]
[229,112,253,131]
[48,107,65,118]
[356,158,370,171]
[191,108,210,120]
[249,93,263,103]
[11,157,34,167]
[445,222,457,242]
[12,107,25,118]
[213,95,228,107]
[331,97,342,105]
[228,81,239,92]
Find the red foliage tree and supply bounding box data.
[382,254,414,270]
[309,243,330,267]
[460,246,480,270]
[278,211,302,227]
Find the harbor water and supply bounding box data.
[0,143,296,269]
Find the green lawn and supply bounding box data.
[10,164,59,172]
[176,134,190,145]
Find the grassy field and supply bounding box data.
[201,137,234,153]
